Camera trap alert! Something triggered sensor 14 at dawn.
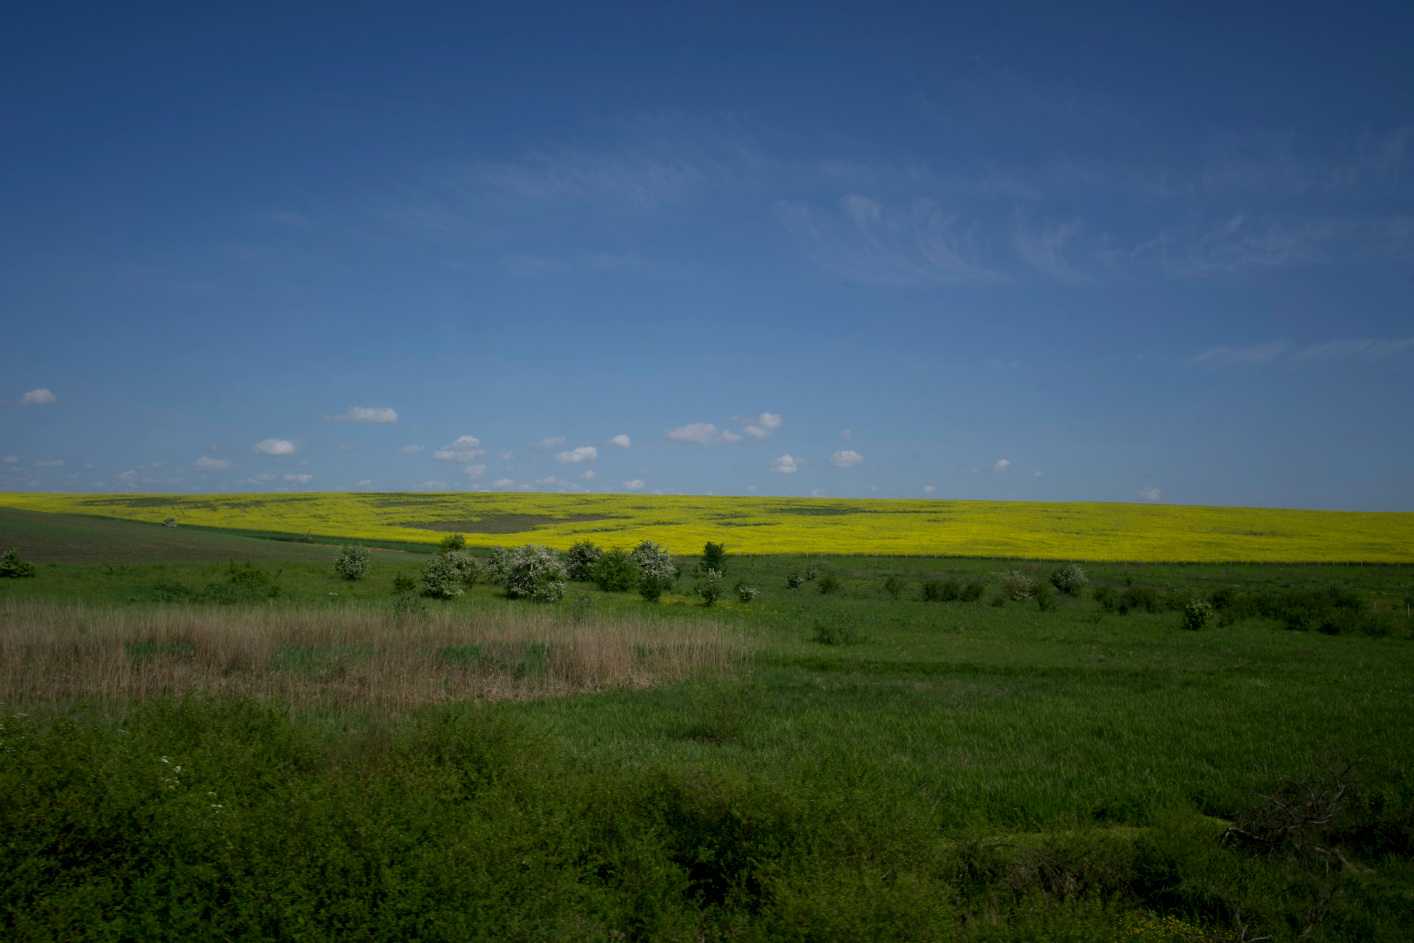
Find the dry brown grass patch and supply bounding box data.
[0,599,747,710]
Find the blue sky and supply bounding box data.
[3,1,1411,509]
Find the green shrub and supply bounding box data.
[482,545,514,583]
[882,575,903,600]
[1183,597,1215,631]
[816,573,839,595]
[921,578,960,602]
[812,619,868,645]
[437,533,467,554]
[332,544,370,581]
[960,579,985,602]
[736,585,759,602]
[1035,582,1058,612]
[1094,584,1119,612]
[592,548,639,592]
[0,547,36,578]
[1117,586,1160,615]
[392,573,417,595]
[565,540,602,582]
[696,569,725,607]
[633,541,677,603]
[786,573,804,589]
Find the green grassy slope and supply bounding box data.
[0,506,414,565]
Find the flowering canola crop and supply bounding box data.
[0,491,1408,562]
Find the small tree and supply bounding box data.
[565,540,602,582]
[438,533,467,554]
[817,572,839,595]
[332,544,370,580]
[700,541,727,573]
[592,548,639,592]
[505,544,568,603]
[420,554,465,599]
[736,584,759,602]
[696,568,725,606]
[0,548,36,579]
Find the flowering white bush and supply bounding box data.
[444,550,480,588]
[505,544,568,603]
[736,585,759,602]
[1050,563,1089,595]
[999,569,1037,601]
[420,554,465,599]
[633,540,677,602]
[696,568,725,606]
[482,545,514,583]
[332,544,370,581]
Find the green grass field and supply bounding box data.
[2,509,1413,940]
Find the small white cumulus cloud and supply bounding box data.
[21,388,57,406]
[923,485,937,494]
[608,434,631,448]
[463,464,487,479]
[529,436,566,451]
[829,449,863,468]
[193,457,232,472]
[581,470,597,480]
[34,459,63,467]
[667,423,742,445]
[253,438,297,456]
[768,455,802,474]
[395,445,424,454]
[554,446,598,464]
[325,406,397,423]
[283,474,313,484]
[356,479,373,487]
[839,429,852,441]
[500,451,517,460]
[993,459,1011,474]
[416,480,450,490]
[870,485,879,493]
[491,478,515,488]
[1139,487,1162,501]
[623,479,646,490]
[1034,470,1043,478]
[736,412,783,440]
[3,456,17,463]
[434,435,484,462]
[810,488,828,497]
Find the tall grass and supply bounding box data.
[0,598,746,710]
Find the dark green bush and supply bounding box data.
[0,547,36,578]
[816,573,839,595]
[812,619,868,645]
[566,540,602,582]
[592,548,639,592]
[700,541,727,573]
[921,578,959,602]
[1035,582,1058,612]
[437,532,466,553]
[882,574,903,600]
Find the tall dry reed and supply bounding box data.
[0,598,748,710]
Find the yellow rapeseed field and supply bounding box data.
[1,491,1410,562]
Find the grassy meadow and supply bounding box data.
[3,490,1413,561]
[2,500,1414,940]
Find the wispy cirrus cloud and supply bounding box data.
[324,406,397,423]
[1188,336,1414,369]
[774,195,998,287]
